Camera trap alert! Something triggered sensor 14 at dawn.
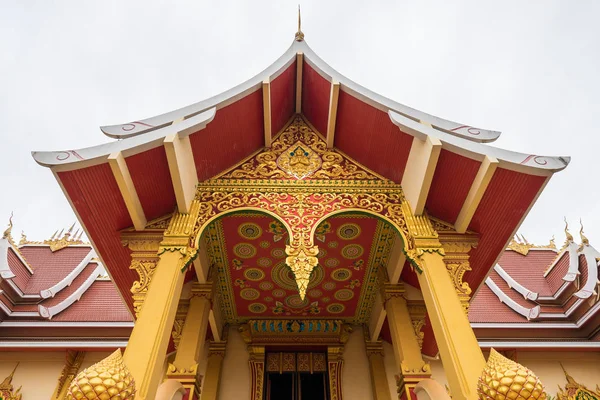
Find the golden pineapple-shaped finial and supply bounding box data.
[67,349,135,399]
[477,348,546,400]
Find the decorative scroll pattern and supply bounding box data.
[0,364,21,400]
[240,319,352,345]
[327,347,344,400]
[249,346,265,400]
[556,366,600,400]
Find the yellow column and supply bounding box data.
[365,341,392,400]
[123,249,187,400]
[385,293,431,400]
[201,341,227,400]
[168,283,212,399]
[416,251,485,400]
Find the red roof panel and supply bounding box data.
[57,165,136,311]
[126,146,176,221]
[301,61,329,135]
[426,150,480,223]
[270,61,296,135]
[334,91,413,183]
[190,89,264,181]
[7,248,31,291]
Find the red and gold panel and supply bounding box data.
[204,212,395,323]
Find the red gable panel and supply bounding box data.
[467,169,547,289]
[426,150,480,223]
[301,62,330,135]
[334,91,413,183]
[57,164,136,311]
[270,61,296,135]
[126,146,176,221]
[190,89,264,181]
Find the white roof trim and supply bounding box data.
[563,241,580,282]
[494,264,538,300]
[0,321,133,327]
[389,110,569,174]
[574,245,600,299]
[40,249,95,298]
[33,108,216,169]
[485,277,540,320]
[0,238,16,280]
[32,40,569,176]
[0,341,128,348]
[478,341,600,348]
[38,265,103,319]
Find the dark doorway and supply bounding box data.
[264,352,329,400]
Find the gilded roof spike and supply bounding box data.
[564,217,574,242]
[58,228,65,239]
[0,362,18,389]
[295,5,304,42]
[579,218,589,246]
[18,231,27,246]
[50,230,58,241]
[548,235,556,249]
[65,222,75,237]
[2,212,13,240]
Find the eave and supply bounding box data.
[30,36,571,315]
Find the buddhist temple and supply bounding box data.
[0,12,597,400]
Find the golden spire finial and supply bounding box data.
[0,362,19,390]
[2,212,13,240]
[564,217,574,242]
[295,5,304,41]
[580,218,589,246]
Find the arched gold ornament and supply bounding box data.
[67,349,135,400]
[477,348,546,400]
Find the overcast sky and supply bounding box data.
[0,1,598,247]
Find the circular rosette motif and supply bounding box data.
[238,223,262,240]
[272,262,324,291]
[331,268,352,282]
[323,282,336,291]
[259,281,274,291]
[326,303,345,314]
[257,257,272,267]
[324,258,340,268]
[317,248,327,258]
[308,289,323,298]
[334,288,354,301]
[240,288,260,301]
[272,289,286,298]
[341,244,364,259]
[337,223,361,240]
[233,243,257,259]
[327,241,339,248]
[285,294,310,309]
[248,303,267,314]
[260,240,271,248]
[244,268,265,281]
[271,248,286,259]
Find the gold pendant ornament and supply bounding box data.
[67,349,136,400]
[477,348,546,400]
[285,244,319,300]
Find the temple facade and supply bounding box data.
[0,20,597,400]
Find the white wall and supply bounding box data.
[218,325,251,400]
[342,328,374,400]
[0,351,66,399]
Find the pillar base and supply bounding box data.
[396,373,432,400]
[167,363,201,400]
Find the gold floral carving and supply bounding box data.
[171,299,190,350]
[439,234,479,314]
[285,244,319,299]
[0,364,21,400]
[327,347,344,400]
[129,259,158,318]
[19,223,87,252]
[556,365,600,400]
[411,318,426,350]
[508,234,557,256]
[55,350,84,399]
[249,346,266,400]
[217,116,380,181]
[240,319,352,345]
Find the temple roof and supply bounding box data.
[30,32,570,313]
[469,226,600,348]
